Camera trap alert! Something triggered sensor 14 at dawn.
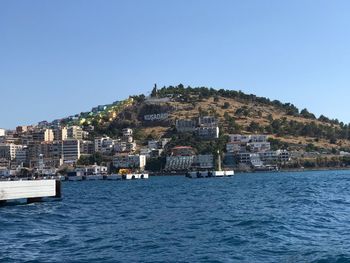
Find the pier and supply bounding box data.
[0,180,61,205]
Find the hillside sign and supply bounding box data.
[144,113,169,121]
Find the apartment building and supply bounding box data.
[32,129,54,142]
[67,126,86,140]
[62,139,81,163]
[0,143,23,160]
[53,127,68,141]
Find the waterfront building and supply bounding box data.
[165,156,194,171]
[80,164,108,175]
[113,154,146,170]
[193,154,214,169]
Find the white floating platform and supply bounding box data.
[0,180,61,203]
[186,170,234,178]
[124,173,149,180]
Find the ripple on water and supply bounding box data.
[2,172,350,262]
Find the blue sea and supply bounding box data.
[2,170,350,263]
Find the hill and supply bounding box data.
[62,84,350,154]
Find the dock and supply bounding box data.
[0,180,61,205]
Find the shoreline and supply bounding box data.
[150,167,350,176]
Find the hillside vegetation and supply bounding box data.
[72,85,350,153]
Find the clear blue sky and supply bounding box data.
[1,0,350,129]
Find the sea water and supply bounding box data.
[1,170,350,263]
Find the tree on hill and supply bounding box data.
[300,108,316,119]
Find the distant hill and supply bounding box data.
[61,85,350,153]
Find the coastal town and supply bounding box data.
[2,86,350,180]
[0,112,291,180]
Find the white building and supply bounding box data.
[114,141,136,153]
[113,154,146,170]
[0,128,5,137]
[83,165,108,175]
[95,137,116,153]
[247,142,271,152]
